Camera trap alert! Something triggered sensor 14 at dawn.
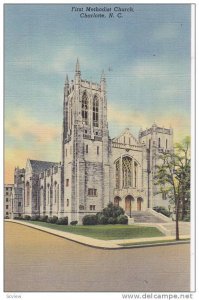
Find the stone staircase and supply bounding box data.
[127,211,168,223]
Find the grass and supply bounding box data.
[119,238,190,247]
[22,221,164,240]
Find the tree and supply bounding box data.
[154,136,190,240]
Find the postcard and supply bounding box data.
[3,3,195,299]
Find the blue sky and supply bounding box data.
[4,4,191,182]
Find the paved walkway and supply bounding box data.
[5,219,190,249]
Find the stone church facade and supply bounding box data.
[11,60,173,224]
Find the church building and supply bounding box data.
[10,60,173,224]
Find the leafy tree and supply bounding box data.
[154,136,190,240]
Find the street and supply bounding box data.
[4,222,190,292]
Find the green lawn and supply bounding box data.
[23,221,164,240]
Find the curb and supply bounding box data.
[5,220,190,250]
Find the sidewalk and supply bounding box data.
[5,219,190,250]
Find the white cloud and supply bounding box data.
[152,23,180,40]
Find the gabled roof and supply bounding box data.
[29,160,59,174]
[112,128,140,146]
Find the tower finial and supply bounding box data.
[101,69,106,82]
[75,58,81,74]
[65,74,69,85]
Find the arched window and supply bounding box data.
[93,95,99,127]
[26,182,30,206]
[115,159,120,189]
[122,156,132,188]
[82,92,88,125]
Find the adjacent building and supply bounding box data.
[4,184,14,218]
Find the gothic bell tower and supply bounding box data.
[62,60,111,224]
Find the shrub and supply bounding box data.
[107,217,117,224]
[24,215,31,220]
[117,215,128,224]
[82,215,97,225]
[102,202,125,218]
[47,217,53,223]
[97,214,108,225]
[56,217,68,225]
[52,216,58,223]
[70,220,78,226]
[153,206,171,218]
[39,215,48,222]
[30,215,40,221]
[47,216,58,224]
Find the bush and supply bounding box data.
[97,214,108,225]
[52,216,58,223]
[70,220,78,226]
[56,217,68,225]
[30,215,40,221]
[153,206,171,218]
[39,215,48,222]
[14,216,24,220]
[47,216,58,224]
[117,215,128,224]
[82,215,97,225]
[107,217,117,224]
[24,215,31,220]
[47,217,53,223]
[102,202,125,218]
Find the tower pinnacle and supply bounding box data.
[75,58,81,75]
[101,69,106,82]
[65,74,69,85]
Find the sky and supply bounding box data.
[4,4,191,183]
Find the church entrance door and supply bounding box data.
[137,198,142,211]
[125,195,134,216]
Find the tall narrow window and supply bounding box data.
[149,139,151,149]
[40,186,43,207]
[134,162,138,187]
[47,184,50,204]
[115,159,120,189]
[166,139,168,149]
[93,95,99,127]
[86,145,88,153]
[122,156,132,188]
[97,146,99,155]
[57,184,59,203]
[158,138,161,148]
[26,182,30,206]
[82,92,88,125]
[54,182,57,203]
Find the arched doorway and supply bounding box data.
[125,195,134,216]
[137,197,143,211]
[114,196,121,207]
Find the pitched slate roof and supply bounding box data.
[29,160,59,174]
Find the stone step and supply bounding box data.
[127,211,167,223]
